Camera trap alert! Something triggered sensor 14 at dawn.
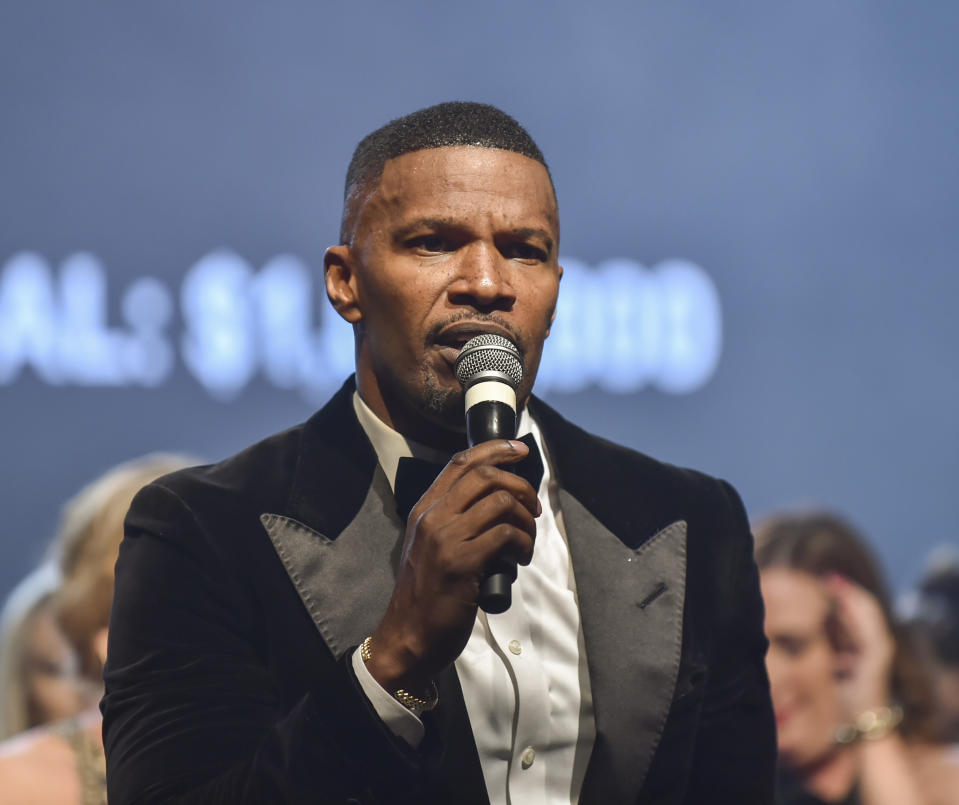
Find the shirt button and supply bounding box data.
[508,640,522,655]
[521,746,536,769]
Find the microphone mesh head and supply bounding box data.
[454,333,524,389]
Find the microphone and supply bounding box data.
[454,333,524,614]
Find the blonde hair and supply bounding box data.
[52,453,198,681]
[0,564,63,739]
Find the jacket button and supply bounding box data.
[521,746,536,769]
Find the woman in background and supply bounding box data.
[756,511,959,805]
[0,564,92,740]
[0,453,196,805]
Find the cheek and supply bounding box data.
[517,279,561,349]
[768,647,836,715]
[790,651,841,732]
[802,646,838,691]
[772,661,841,766]
[359,293,420,351]
[534,275,560,318]
[783,648,835,711]
[362,279,443,343]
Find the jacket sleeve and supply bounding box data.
[102,482,432,804]
[680,480,778,804]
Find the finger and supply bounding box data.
[447,464,540,517]
[407,485,535,564]
[464,521,537,568]
[444,439,530,486]
[827,576,869,626]
[411,439,530,514]
[822,577,858,653]
[455,488,538,545]
[831,584,863,648]
[826,575,890,654]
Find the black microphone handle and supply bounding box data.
[466,399,518,615]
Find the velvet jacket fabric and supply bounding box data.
[102,378,777,804]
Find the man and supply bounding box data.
[102,102,777,803]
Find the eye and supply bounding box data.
[776,635,811,658]
[503,242,548,262]
[407,235,451,254]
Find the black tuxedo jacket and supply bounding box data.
[102,378,776,804]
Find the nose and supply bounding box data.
[447,243,516,312]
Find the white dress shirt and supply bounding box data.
[350,392,596,804]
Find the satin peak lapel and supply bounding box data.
[562,489,687,804]
[260,466,403,658]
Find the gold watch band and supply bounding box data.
[360,636,439,712]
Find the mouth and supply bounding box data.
[774,705,796,727]
[433,322,518,352]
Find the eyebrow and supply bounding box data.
[392,218,461,241]
[393,218,555,251]
[508,227,555,252]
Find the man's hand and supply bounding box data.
[365,439,540,696]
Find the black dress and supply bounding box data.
[778,772,860,805]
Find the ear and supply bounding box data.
[324,245,363,325]
[544,263,563,338]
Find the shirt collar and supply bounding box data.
[352,391,543,493]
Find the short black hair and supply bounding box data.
[340,101,552,243]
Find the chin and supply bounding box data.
[779,734,839,776]
[776,742,804,772]
[420,369,463,420]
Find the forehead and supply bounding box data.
[761,568,831,632]
[364,146,558,233]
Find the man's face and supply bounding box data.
[326,146,561,445]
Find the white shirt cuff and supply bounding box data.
[351,647,425,748]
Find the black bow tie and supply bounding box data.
[393,433,545,522]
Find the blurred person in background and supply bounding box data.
[0,564,92,740]
[755,511,959,805]
[0,453,196,805]
[901,554,959,744]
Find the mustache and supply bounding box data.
[425,312,525,357]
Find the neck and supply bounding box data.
[355,375,468,453]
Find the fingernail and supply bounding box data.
[508,440,525,450]
[825,574,849,592]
